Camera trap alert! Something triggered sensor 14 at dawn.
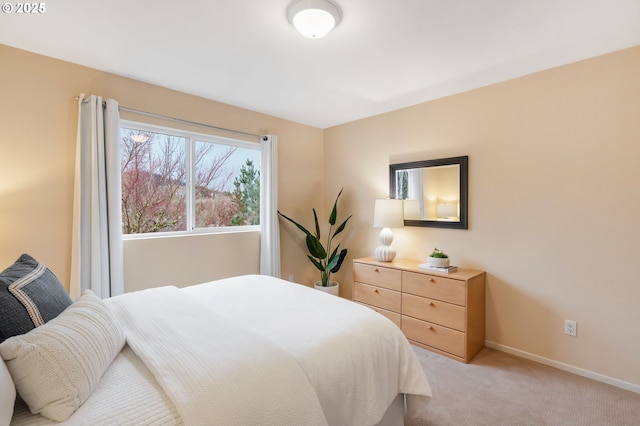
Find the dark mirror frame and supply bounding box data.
[389,155,468,229]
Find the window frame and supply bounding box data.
[120,120,261,240]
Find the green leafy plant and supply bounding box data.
[429,248,448,258]
[278,188,352,287]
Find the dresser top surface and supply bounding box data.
[354,257,485,280]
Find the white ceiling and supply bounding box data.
[1,0,639,129]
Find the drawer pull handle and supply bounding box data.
[427,326,434,331]
[429,278,435,282]
[374,289,379,294]
[429,302,435,306]
[374,268,379,272]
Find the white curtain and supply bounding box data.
[407,168,425,218]
[70,94,124,299]
[259,135,280,277]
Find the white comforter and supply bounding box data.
[107,284,329,426]
[182,275,432,425]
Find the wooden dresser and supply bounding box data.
[353,257,486,363]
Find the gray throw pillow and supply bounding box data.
[0,253,73,342]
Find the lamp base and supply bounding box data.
[375,245,396,262]
[375,227,396,262]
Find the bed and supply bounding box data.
[1,254,431,426]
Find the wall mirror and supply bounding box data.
[389,155,468,229]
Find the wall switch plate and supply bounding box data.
[564,320,577,337]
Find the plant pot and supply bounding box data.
[314,281,339,296]
[427,256,450,268]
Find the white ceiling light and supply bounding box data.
[287,0,342,39]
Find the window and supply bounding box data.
[120,122,260,236]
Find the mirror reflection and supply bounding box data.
[389,156,468,229]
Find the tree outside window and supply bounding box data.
[120,125,260,235]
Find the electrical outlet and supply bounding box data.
[564,320,577,337]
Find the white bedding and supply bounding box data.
[11,274,431,425]
[12,345,181,425]
[183,275,432,425]
[108,285,328,426]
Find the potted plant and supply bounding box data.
[278,188,352,296]
[427,248,450,268]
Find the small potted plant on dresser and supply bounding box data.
[427,248,450,268]
[278,188,352,296]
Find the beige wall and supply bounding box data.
[123,232,261,292]
[325,46,640,388]
[0,44,324,292]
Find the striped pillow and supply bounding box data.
[0,290,125,421]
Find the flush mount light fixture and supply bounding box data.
[287,0,342,39]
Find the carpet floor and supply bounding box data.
[405,346,640,425]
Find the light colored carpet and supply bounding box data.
[406,346,640,425]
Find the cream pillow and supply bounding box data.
[0,358,15,426]
[0,290,125,422]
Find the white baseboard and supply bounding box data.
[485,340,640,395]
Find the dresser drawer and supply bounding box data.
[402,315,465,358]
[353,282,401,313]
[356,302,401,328]
[353,263,401,291]
[402,271,466,306]
[402,293,466,332]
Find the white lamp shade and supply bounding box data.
[287,0,342,38]
[436,202,457,218]
[373,199,404,228]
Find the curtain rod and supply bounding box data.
[75,96,263,139]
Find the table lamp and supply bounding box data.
[373,199,404,262]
